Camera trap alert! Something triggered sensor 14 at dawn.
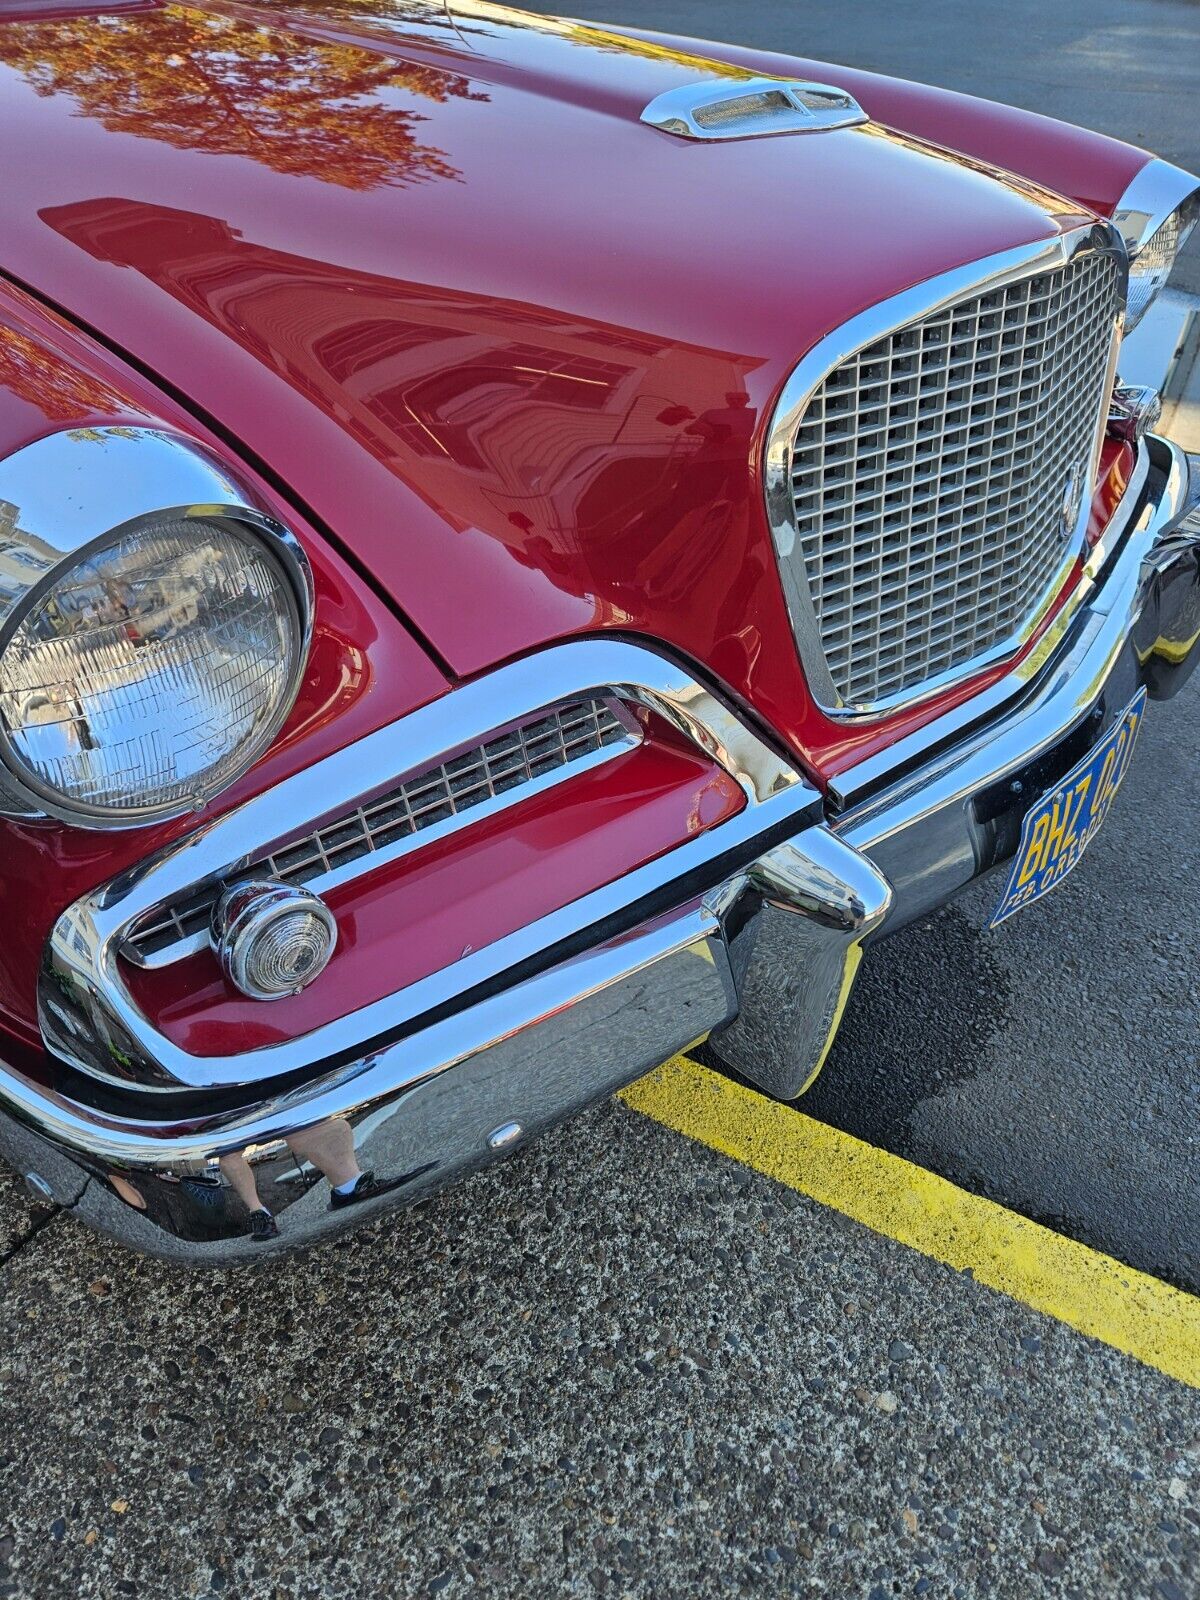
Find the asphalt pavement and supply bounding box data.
[553,0,1200,1293]
[0,1106,1197,1599]
[1,3,1198,1597]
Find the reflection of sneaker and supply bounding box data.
[327,1164,436,1212]
[248,1207,279,1241]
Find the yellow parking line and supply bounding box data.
[619,1055,1200,1389]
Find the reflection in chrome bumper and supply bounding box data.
[0,437,1197,1262]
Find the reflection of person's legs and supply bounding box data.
[218,1151,264,1211]
[107,1173,147,1211]
[218,1150,278,1240]
[286,1119,361,1189]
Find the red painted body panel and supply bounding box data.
[0,0,1143,786]
[0,3,1154,1061]
[124,728,744,1055]
[0,276,449,1047]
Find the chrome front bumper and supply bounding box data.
[0,437,1196,1263]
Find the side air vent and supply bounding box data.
[122,697,639,969]
[641,78,868,142]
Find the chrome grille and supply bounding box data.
[124,698,636,966]
[786,248,1121,709]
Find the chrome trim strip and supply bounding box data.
[40,639,818,1092]
[764,222,1128,718]
[640,77,867,141]
[6,447,1199,1260]
[6,827,896,1258]
[23,901,738,1171]
[1112,155,1200,258]
[0,427,314,828]
[826,441,1153,808]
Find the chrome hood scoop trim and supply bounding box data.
[641,77,868,141]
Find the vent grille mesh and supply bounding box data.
[125,698,633,963]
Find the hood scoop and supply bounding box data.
[641,77,868,141]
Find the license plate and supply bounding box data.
[990,688,1147,928]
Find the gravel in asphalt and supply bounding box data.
[0,1105,1197,1599]
[0,1172,43,1265]
[1,5,1198,1597]
[539,0,1200,1297]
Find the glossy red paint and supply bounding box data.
[618,27,1150,219]
[0,0,1144,787]
[123,726,745,1055]
[0,277,448,1048]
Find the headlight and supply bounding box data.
[0,429,312,827]
[1115,160,1200,333]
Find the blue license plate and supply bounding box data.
[990,688,1147,928]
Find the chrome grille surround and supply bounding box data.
[765,224,1127,715]
[123,697,637,968]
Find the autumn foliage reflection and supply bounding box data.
[0,325,127,421]
[0,3,487,189]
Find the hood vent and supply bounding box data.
[641,78,868,142]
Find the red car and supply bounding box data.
[0,0,1196,1259]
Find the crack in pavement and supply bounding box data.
[0,1204,62,1271]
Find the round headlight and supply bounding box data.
[0,515,305,823]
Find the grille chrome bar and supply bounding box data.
[766,225,1126,715]
[123,698,637,969]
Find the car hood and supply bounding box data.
[0,0,1095,732]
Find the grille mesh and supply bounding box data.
[125,698,634,963]
[787,249,1120,708]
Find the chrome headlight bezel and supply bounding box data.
[0,427,313,829]
[1114,156,1200,333]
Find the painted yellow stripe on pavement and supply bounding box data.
[619,1055,1200,1389]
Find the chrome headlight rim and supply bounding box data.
[1113,155,1200,333]
[0,427,314,830]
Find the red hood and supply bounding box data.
[0,0,1129,766]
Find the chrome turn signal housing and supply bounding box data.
[1109,382,1163,443]
[211,880,337,1001]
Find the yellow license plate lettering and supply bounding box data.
[990,690,1147,929]
[1017,809,1051,885]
